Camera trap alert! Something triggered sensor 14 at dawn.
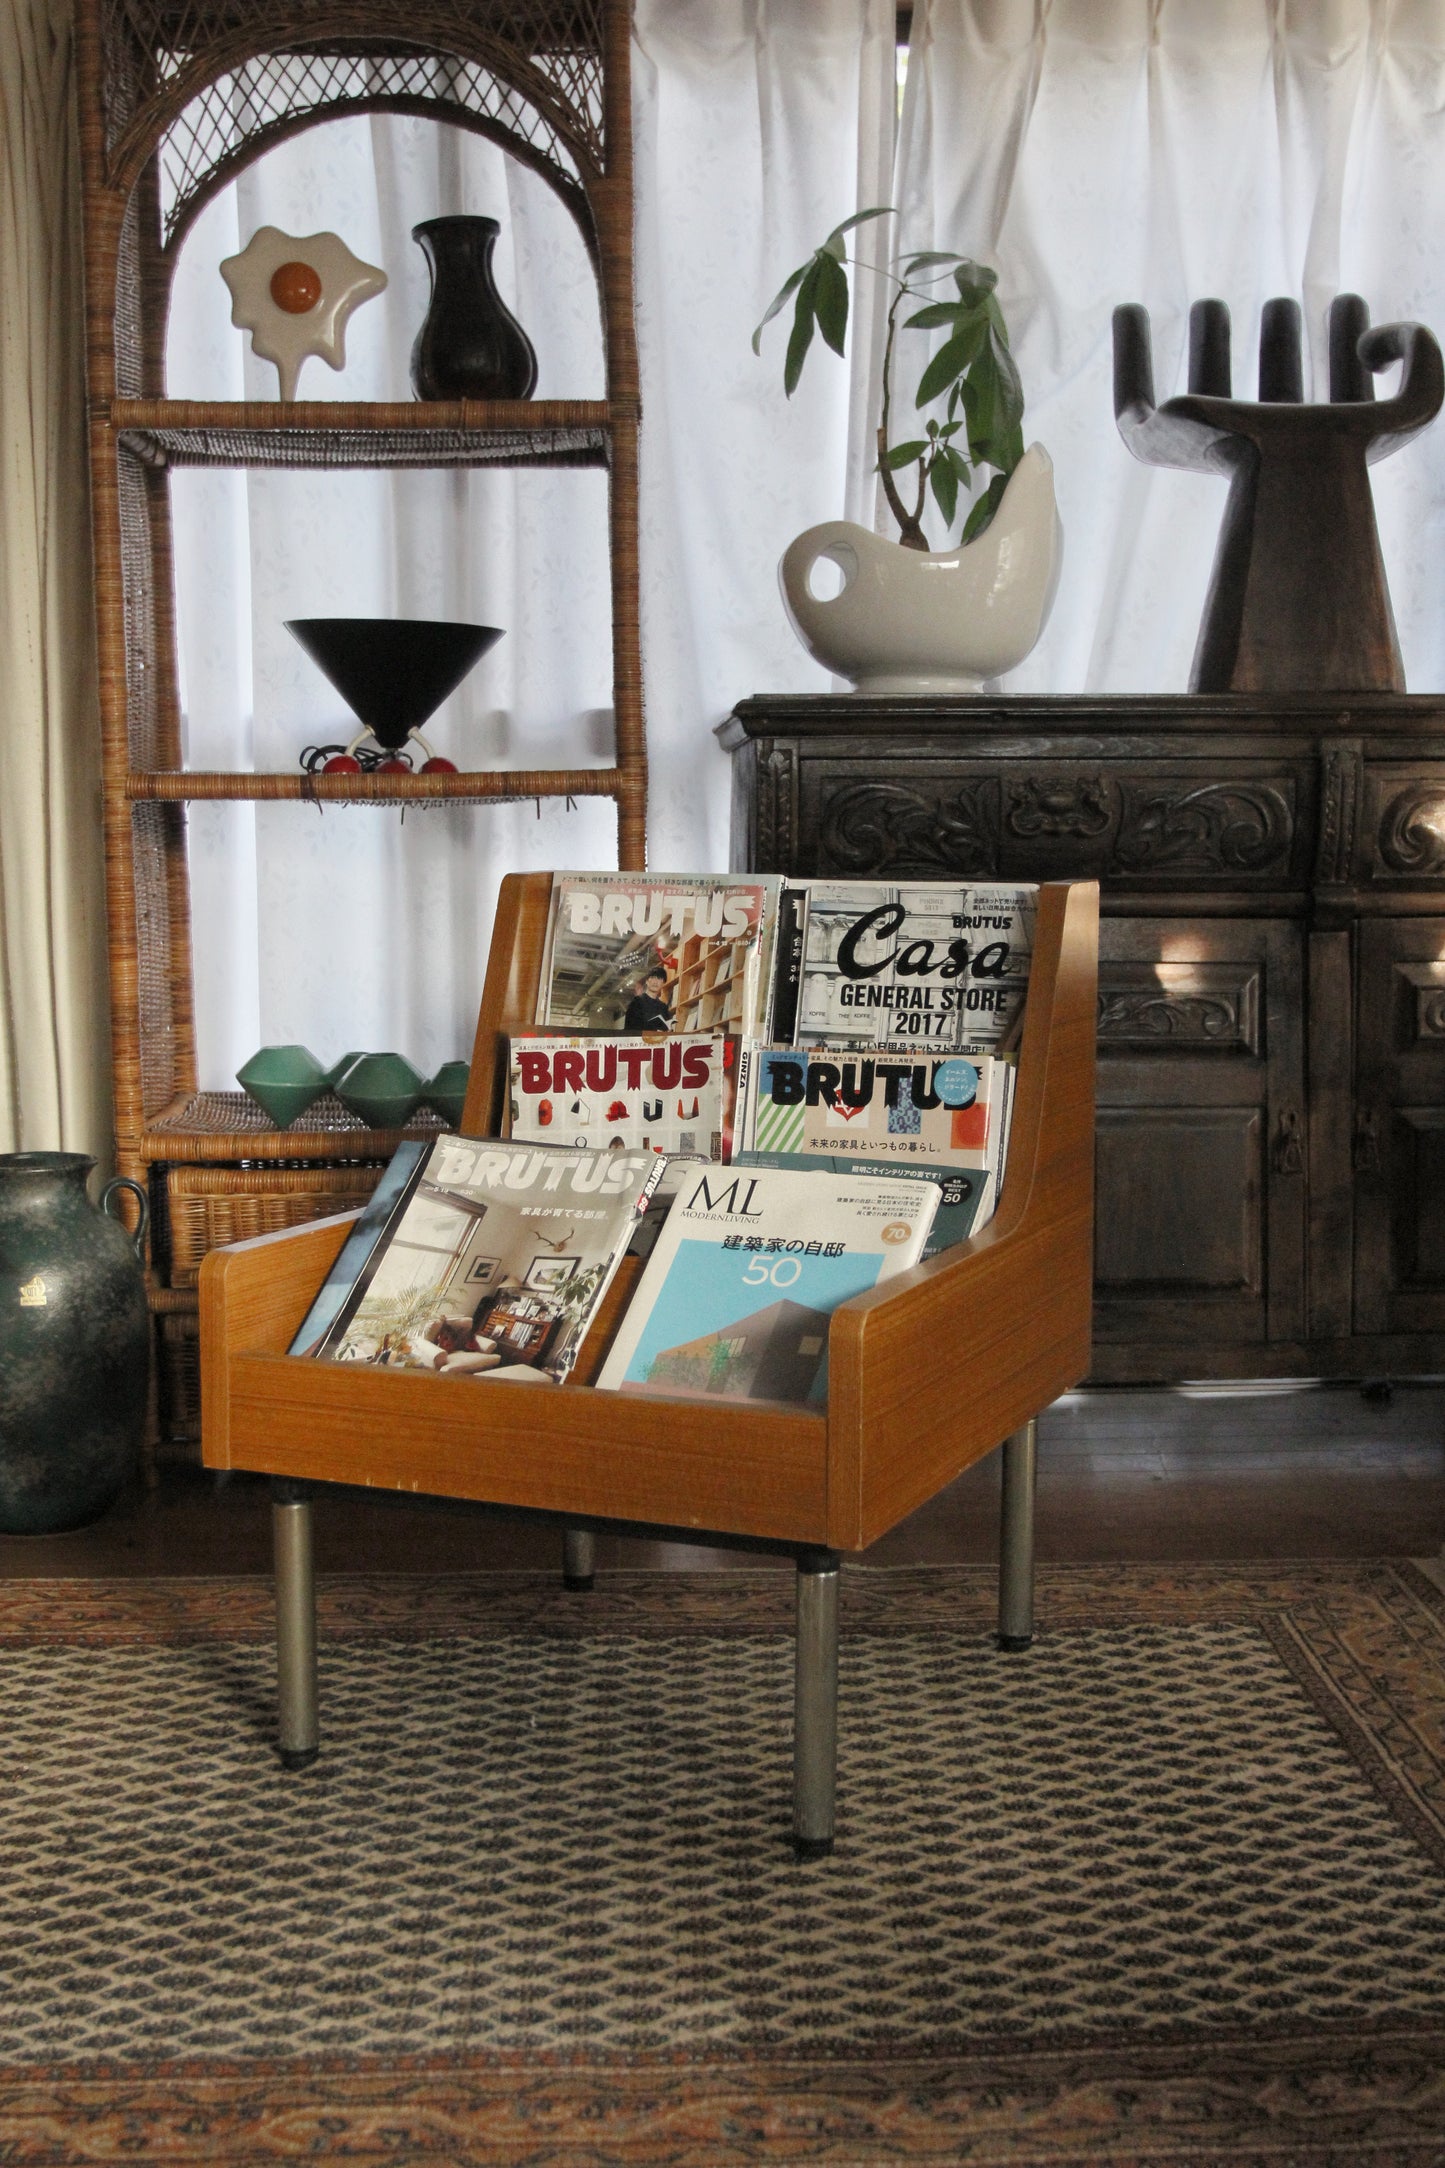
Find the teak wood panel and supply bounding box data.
[202,876,1097,1554]
[201,1216,829,1541]
[827,880,1097,1547]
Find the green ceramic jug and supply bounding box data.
[0,1154,150,1533]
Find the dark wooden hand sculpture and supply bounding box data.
[1113,294,1443,693]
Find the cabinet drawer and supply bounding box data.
[791,758,1311,888]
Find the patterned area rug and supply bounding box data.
[4,1562,1445,2163]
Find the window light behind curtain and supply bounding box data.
[168,0,1445,1091]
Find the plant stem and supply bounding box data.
[876,277,929,550]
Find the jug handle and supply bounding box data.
[778,524,862,614]
[101,1175,149,1258]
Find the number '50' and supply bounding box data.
[742,1255,803,1287]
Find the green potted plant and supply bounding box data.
[755,209,1062,694]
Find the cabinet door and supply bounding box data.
[1354,918,1445,1336]
[1093,919,1306,1353]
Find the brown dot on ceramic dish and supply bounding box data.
[269,260,322,314]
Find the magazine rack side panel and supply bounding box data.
[826,881,1098,1550]
[221,1352,828,1538]
[200,1211,359,1462]
[462,871,557,1133]
[200,1216,829,1539]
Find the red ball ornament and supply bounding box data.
[321,754,362,773]
[376,757,410,772]
[420,756,458,774]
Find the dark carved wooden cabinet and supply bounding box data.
[719,693,1445,1382]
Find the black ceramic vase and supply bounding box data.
[410,215,538,401]
[0,1154,150,1533]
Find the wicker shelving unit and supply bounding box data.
[76,0,647,1447]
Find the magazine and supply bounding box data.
[733,1152,987,1259]
[768,882,810,1044]
[734,1044,1013,1172]
[595,1164,938,1406]
[794,880,1036,1053]
[507,1032,735,1160]
[731,1042,1010,1253]
[536,872,782,1041]
[304,1136,663,1384]
[287,1142,432,1359]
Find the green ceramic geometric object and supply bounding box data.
[424,1060,471,1126]
[323,1049,367,1091]
[333,1051,424,1129]
[236,1044,328,1129]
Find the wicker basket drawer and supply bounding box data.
[164,1164,384,1287]
[157,1308,200,1445]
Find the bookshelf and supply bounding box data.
[75,0,647,1448]
[671,931,753,1034]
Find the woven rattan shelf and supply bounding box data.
[78,0,648,1452]
[144,1092,447,1164]
[110,398,615,469]
[126,767,620,803]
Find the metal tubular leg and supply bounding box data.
[998,1417,1038,1651]
[562,1526,596,1591]
[273,1482,318,1770]
[793,1548,840,1860]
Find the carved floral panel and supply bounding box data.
[814,779,1001,877]
[1096,963,1262,1054]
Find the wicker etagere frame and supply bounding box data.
[75,0,647,1451]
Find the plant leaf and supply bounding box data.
[879,438,928,469]
[962,470,1010,543]
[752,261,808,355]
[930,451,959,528]
[824,205,895,256]
[901,249,967,272]
[974,418,1025,475]
[989,326,1026,432]
[954,260,998,298]
[965,350,1002,451]
[915,317,987,407]
[814,250,850,356]
[903,301,965,331]
[783,256,823,396]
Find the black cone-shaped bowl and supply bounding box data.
[285,618,503,749]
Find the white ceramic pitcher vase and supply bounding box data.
[778,444,1063,695]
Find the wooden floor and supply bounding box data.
[3,1382,1442,1577]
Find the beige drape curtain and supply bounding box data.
[0,0,110,1159]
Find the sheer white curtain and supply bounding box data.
[0,0,111,1158]
[168,0,895,1091]
[895,0,1445,694]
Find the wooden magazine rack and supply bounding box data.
[201,874,1098,1854]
